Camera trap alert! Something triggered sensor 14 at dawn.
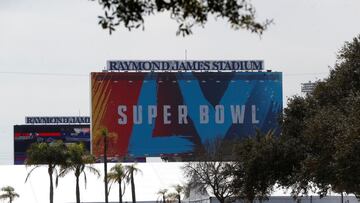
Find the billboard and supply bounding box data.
[91,72,282,160]
[14,124,90,164]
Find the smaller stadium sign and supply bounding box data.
[106,60,264,72]
[301,81,317,93]
[25,116,90,124]
[14,124,91,164]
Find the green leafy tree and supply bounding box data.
[93,0,271,35]
[0,186,19,203]
[25,140,68,203]
[107,163,127,203]
[59,143,100,203]
[281,34,360,198]
[232,130,279,203]
[125,164,142,203]
[94,127,118,203]
[276,95,311,196]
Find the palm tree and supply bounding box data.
[0,186,19,203]
[163,185,183,203]
[125,164,142,203]
[166,193,178,203]
[157,189,168,203]
[59,143,100,203]
[93,127,117,203]
[172,184,183,203]
[107,164,126,203]
[25,140,68,203]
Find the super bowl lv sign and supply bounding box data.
[91,72,282,159]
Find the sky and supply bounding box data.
[0,0,360,201]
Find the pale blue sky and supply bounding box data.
[1,0,360,165]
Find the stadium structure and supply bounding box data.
[91,60,282,162]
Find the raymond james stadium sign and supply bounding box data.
[25,116,90,124]
[106,60,264,71]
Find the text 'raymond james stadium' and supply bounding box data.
[106,60,264,71]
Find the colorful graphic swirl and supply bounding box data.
[91,72,282,159]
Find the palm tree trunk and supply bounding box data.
[119,181,123,203]
[177,194,181,203]
[104,135,109,203]
[131,171,136,203]
[76,174,80,203]
[48,166,54,203]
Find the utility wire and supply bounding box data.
[284,72,328,76]
[0,71,329,77]
[0,71,88,77]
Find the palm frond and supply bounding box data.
[121,181,126,196]
[84,172,88,189]
[58,167,71,178]
[108,181,114,193]
[86,165,101,178]
[25,165,40,183]
[56,174,59,187]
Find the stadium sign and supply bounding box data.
[25,116,90,124]
[14,124,90,164]
[106,60,264,71]
[91,72,282,159]
[301,81,317,93]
